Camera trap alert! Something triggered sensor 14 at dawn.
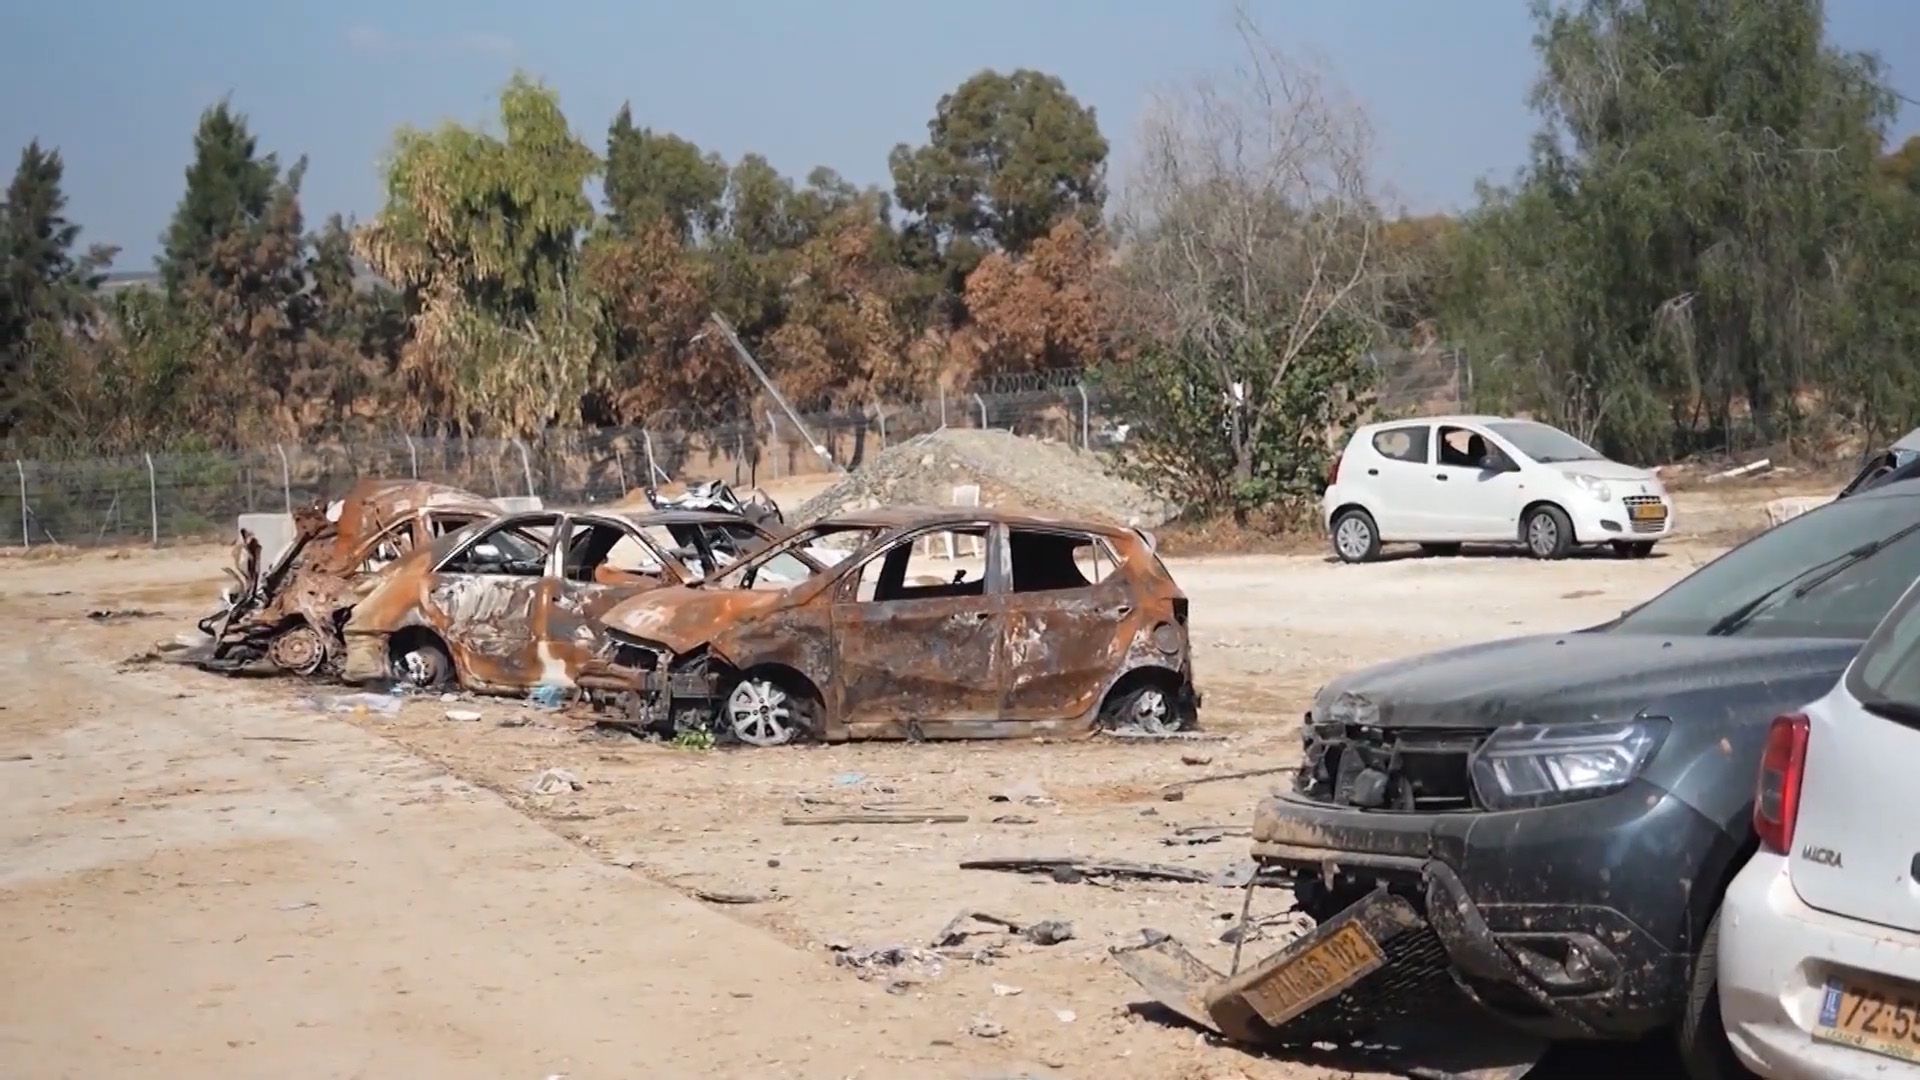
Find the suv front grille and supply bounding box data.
[1296,723,1491,811]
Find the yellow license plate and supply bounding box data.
[1239,920,1387,1024]
[1815,973,1920,1064]
[1629,502,1668,522]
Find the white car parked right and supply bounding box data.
[1321,414,1674,562]
[1718,575,1920,1078]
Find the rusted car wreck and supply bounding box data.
[580,507,1200,745]
[196,479,501,675]
[340,507,780,692]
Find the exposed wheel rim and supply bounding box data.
[1132,687,1176,734]
[728,678,797,747]
[393,647,445,687]
[1334,517,1372,560]
[267,625,326,675]
[1527,514,1559,555]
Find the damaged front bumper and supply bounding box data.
[577,649,720,732]
[1245,783,1727,1041]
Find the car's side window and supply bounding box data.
[850,527,990,603]
[360,521,414,572]
[443,519,554,576]
[1008,529,1116,593]
[1437,426,1497,470]
[1371,426,1430,465]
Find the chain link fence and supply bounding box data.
[1,351,1464,549]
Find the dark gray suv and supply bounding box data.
[1253,481,1920,1077]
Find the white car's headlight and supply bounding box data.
[1469,719,1668,809]
[1567,473,1614,502]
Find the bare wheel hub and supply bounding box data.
[727,678,798,747]
[1131,687,1176,735]
[266,625,327,675]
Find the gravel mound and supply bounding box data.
[795,429,1177,527]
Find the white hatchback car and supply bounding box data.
[1322,414,1674,562]
[1718,576,1920,1078]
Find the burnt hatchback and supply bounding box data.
[585,508,1198,745]
[1250,481,1920,1076]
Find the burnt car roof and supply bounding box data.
[554,506,762,526]
[813,505,1136,536]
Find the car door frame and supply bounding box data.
[1363,423,1441,539]
[827,520,1008,737]
[997,524,1142,726]
[1432,421,1529,540]
[421,511,561,691]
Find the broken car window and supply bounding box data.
[443,522,552,577]
[564,522,670,584]
[854,527,990,602]
[1008,529,1114,593]
[712,523,870,592]
[1615,495,1920,640]
[361,522,415,572]
[1371,426,1430,465]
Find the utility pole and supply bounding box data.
[699,312,844,473]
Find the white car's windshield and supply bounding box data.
[1487,421,1602,464]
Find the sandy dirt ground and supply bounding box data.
[0,516,1765,1080]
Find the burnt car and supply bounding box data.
[583,508,1198,745]
[1837,425,1920,498]
[1240,480,1920,1077]
[340,507,779,693]
[196,479,500,675]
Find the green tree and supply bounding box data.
[1,140,114,439]
[158,102,280,295]
[1451,0,1900,459]
[357,74,602,435]
[890,69,1108,264]
[603,105,728,242]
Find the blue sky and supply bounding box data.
[3,0,1915,268]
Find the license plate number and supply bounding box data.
[1629,502,1667,522]
[1238,920,1386,1024]
[1816,973,1920,1064]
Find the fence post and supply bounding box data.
[938,386,947,429]
[143,452,159,547]
[404,434,418,479]
[1076,383,1090,449]
[14,460,26,550]
[873,401,887,447]
[766,410,783,478]
[512,438,536,497]
[613,444,630,495]
[642,429,662,486]
[973,393,988,429]
[274,443,292,513]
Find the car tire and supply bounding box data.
[1523,505,1574,559]
[1332,509,1381,564]
[1101,681,1187,735]
[1612,540,1655,559]
[390,636,453,688]
[1677,908,1752,1080]
[1420,543,1463,558]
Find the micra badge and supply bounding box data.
[1801,845,1845,869]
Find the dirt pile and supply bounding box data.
[796,429,1177,527]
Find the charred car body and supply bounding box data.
[341,507,779,693]
[197,480,500,675]
[583,508,1199,745]
[1246,481,1920,1075]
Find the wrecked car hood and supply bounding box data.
[600,587,790,655]
[1314,632,1860,729]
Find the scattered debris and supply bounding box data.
[305,691,405,716]
[1158,766,1290,800]
[991,780,1053,805]
[1708,458,1773,482]
[692,888,772,905]
[991,814,1038,825]
[275,900,318,912]
[782,811,968,826]
[831,943,948,982]
[967,1016,1008,1040]
[1053,1009,1077,1024]
[833,772,868,787]
[1180,753,1214,766]
[444,709,483,722]
[960,856,1214,885]
[1173,824,1250,839]
[240,735,316,744]
[1162,833,1223,847]
[526,768,584,796]
[527,684,568,710]
[87,608,159,622]
[1099,728,1228,743]
[992,983,1024,997]
[3,753,32,762]
[933,910,1025,947]
[1022,920,1075,946]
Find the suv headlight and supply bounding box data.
[1567,473,1613,502]
[1469,718,1667,809]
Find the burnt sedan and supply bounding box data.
[1242,480,1920,1077]
[583,508,1199,745]
[341,507,778,693]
